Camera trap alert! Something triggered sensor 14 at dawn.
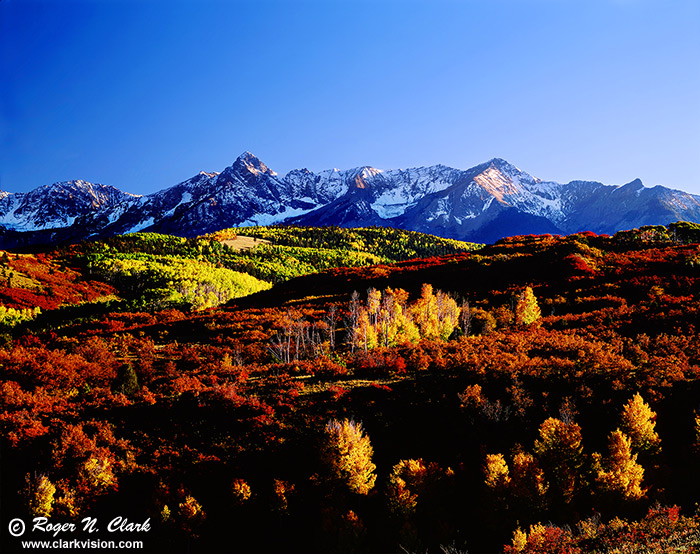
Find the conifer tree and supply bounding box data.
[112,364,139,396]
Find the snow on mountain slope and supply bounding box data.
[1,152,699,247]
[0,180,139,231]
[103,152,335,237]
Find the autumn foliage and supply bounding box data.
[2,224,700,553]
[319,418,377,496]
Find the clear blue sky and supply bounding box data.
[1,0,699,195]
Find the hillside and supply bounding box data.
[2,224,700,553]
[0,226,478,326]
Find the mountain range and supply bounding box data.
[2,152,699,248]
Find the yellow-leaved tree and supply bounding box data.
[515,286,541,327]
[387,458,453,518]
[484,450,548,511]
[484,453,511,491]
[378,288,420,347]
[510,450,548,509]
[178,494,206,537]
[231,478,252,505]
[533,417,584,505]
[320,418,376,495]
[386,458,453,550]
[411,284,461,340]
[594,429,645,501]
[24,474,56,517]
[620,393,661,453]
[80,455,116,492]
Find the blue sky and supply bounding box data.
[1,0,699,195]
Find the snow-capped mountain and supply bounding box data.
[1,152,699,248]
[286,157,700,243]
[0,180,138,232]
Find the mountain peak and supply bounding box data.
[233,151,276,176]
[483,158,521,173]
[622,178,644,189]
[352,165,383,178]
[39,180,127,196]
[236,150,258,162]
[487,157,510,166]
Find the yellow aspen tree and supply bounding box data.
[399,299,421,345]
[509,527,528,552]
[347,291,362,353]
[473,307,497,335]
[533,417,584,504]
[178,494,205,536]
[231,478,252,505]
[505,523,575,553]
[366,288,382,330]
[335,509,367,553]
[595,429,645,501]
[510,450,548,506]
[515,286,541,327]
[272,479,295,515]
[396,312,420,345]
[387,458,452,518]
[387,460,421,518]
[80,455,116,492]
[355,309,378,352]
[484,453,511,490]
[160,505,171,522]
[435,289,461,340]
[458,384,485,410]
[380,288,420,346]
[179,495,203,519]
[379,288,400,347]
[388,287,410,315]
[24,474,56,517]
[53,486,79,518]
[412,283,440,339]
[320,419,376,495]
[620,393,661,453]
